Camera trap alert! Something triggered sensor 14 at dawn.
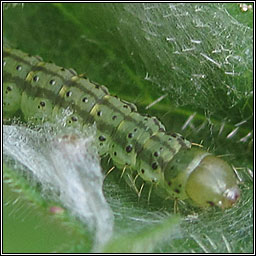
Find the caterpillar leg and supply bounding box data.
[191,142,203,148]
[130,173,145,200]
[107,156,112,165]
[104,166,115,179]
[147,184,153,205]
[126,173,139,195]
[133,173,140,183]
[174,198,179,214]
[119,165,128,180]
[138,182,145,199]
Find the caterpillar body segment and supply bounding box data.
[3,46,240,209]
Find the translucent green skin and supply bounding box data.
[3,46,240,209]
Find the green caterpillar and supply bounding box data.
[3,46,240,209]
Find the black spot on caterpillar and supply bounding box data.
[3,46,240,209]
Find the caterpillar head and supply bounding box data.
[185,155,240,209]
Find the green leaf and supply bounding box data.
[3,3,253,253]
[101,215,180,253]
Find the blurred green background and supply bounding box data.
[3,3,253,253]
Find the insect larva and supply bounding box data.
[3,46,240,209]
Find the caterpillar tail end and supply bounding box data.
[185,155,240,209]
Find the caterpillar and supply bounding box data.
[3,46,240,209]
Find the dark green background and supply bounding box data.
[3,3,253,253]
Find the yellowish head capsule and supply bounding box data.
[186,155,240,209]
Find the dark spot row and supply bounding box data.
[167,181,182,194]
[65,90,88,105]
